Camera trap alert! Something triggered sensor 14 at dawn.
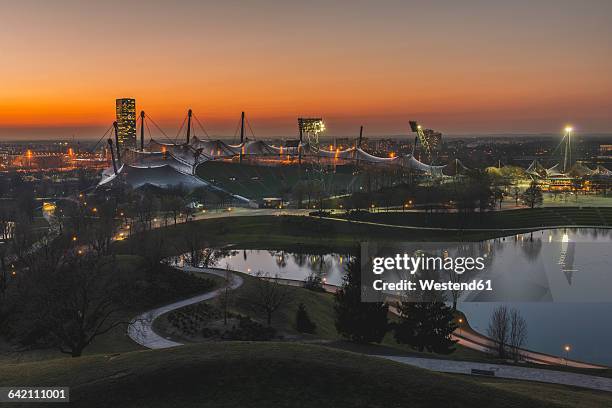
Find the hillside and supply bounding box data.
[2,342,610,408]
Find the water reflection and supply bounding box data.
[461,228,612,365]
[169,249,350,286]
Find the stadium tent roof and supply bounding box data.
[546,163,564,177]
[102,164,212,190]
[230,140,278,156]
[97,146,250,203]
[593,165,612,176]
[190,137,238,158]
[567,162,594,177]
[441,159,469,177]
[526,160,549,178]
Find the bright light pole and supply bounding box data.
[563,126,573,173]
[563,344,571,365]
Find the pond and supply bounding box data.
[169,228,612,365]
[168,249,350,286]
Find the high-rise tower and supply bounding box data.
[115,98,136,148]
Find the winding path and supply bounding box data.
[127,265,611,393]
[127,266,243,349]
[379,356,612,393]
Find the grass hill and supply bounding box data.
[334,207,612,229]
[2,342,610,408]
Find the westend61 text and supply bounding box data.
[372,279,493,292]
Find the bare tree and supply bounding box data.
[509,309,528,362]
[245,271,292,326]
[179,224,205,267]
[87,202,118,257]
[447,269,464,311]
[217,264,235,326]
[7,230,133,357]
[487,305,510,359]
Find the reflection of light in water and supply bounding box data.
[559,233,577,285]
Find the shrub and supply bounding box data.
[221,316,276,341]
[295,303,317,334]
[303,274,325,292]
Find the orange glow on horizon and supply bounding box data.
[1,2,611,137]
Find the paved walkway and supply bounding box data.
[379,355,612,393]
[318,214,612,232]
[127,266,243,349]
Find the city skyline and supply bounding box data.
[1,0,612,139]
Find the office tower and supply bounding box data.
[115,98,136,148]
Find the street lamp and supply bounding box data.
[457,318,464,337]
[564,344,571,364]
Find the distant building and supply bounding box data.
[599,144,612,157]
[116,98,136,148]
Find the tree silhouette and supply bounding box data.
[334,258,388,343]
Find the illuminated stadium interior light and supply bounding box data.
[298,118,325,134]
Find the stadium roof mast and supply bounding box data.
[563,126,573,173]
[186,109,193,144]
[113,121,121,165]
[140,111,145,151]
[107,138,118,174]
[409,120,434,164]
[239,111,245,163]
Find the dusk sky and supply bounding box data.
[1,0,611,139]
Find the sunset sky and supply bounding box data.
[1,0,611,139]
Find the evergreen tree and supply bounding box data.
[295,303,316,334]
[334,258,388,343]
[522,180,543,209]
[394,300,457,354]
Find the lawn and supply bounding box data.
[116,215,511,260]
[2,341,610,408]
[327,207,612,229]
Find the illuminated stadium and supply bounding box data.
[97,113,467,202]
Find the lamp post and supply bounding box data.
[564,344,571,365]
[457,318,464,337]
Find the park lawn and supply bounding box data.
[2,341,609,408]
[329,207,612,229]
[115,215,509,260]
[475,377,612,408]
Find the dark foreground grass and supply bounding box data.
[2,342,610,408]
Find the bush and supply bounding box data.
[303,274,325,292]
[221,316,276,341]
[295,303,317,334]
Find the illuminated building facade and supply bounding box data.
[116,98,137,148]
